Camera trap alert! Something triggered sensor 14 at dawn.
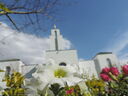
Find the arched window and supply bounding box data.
[59,62,66,66]
[106,58,113,67]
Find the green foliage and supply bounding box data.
[46,66,128,96]
[107,74,128,96]
[49,83,83,96]
[64,85,82,96]
[0,69,4,72]
[2,71,26,96]
[49,83,61,95]
[2,88,25,96]
[85,76,106,96]
[0,65,128,96]
[49,83,65,96]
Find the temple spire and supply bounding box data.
[53,24,57,29]
[50,25,64,50]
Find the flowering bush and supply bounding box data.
[49,64,128,96]
[100,64,128,96]
[100,67,119,82]
[122,64,128,75]
[100,73,112,81]
[49,83,82,96]
[85,76,106,96]
[0,64,128,96]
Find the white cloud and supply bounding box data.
[104,31,128,65]
[0,22,72,64]
[105,32,128,53]
[63,38,72,49]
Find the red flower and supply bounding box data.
[102,67,110,74]
[110,67,119,76]
[122,64,128,75]
[100,73,112,81]
[66,88,74,94]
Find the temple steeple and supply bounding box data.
[50,25,64,50]
[46,25,79,67]
[54,25,58,50]
[53,24,57,29]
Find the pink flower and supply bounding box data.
[100,73,112,81]
[102,67,110,74]
[66,88,74,94]
[110,67,119,76]
[122,64,128,75]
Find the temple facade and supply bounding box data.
[0,25,120,88]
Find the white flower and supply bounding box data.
[34,64,81,85]
[25,64,82,95]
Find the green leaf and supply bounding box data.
[0,69,4,72]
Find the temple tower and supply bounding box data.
[45,25,78,66]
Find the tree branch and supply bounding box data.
[5,14,20,31]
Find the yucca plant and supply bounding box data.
[2,71,26,96]
[85,76,106,96]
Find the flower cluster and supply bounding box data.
[100,64,128,82]
[0,63,128,96]
[122,64,128,75]
[100,64,128,96]
[64,85,81,96]
[100,67,119,81]
[66,88,74,95]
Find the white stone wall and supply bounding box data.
[0,60,25,90]
[0,60,24,72]
[45,50,78,66]
[0,72,6,89]
[78,60,98,78]
[93,53,119,74]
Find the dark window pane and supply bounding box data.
[59,62,66,66]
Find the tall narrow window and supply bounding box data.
[55,30,59,51]
[5,66,11,76]
[106,58,113,67]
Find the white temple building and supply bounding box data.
[0,25,120,88]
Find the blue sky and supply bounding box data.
[1,0,128,63]
[50,0,128,60]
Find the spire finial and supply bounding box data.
[53,24,57,29]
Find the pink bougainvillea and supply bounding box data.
[100,73,112,81]
[102,67,110,74]
[122,64,128,75]
[110,67,119,76]
[66,88,74,95]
